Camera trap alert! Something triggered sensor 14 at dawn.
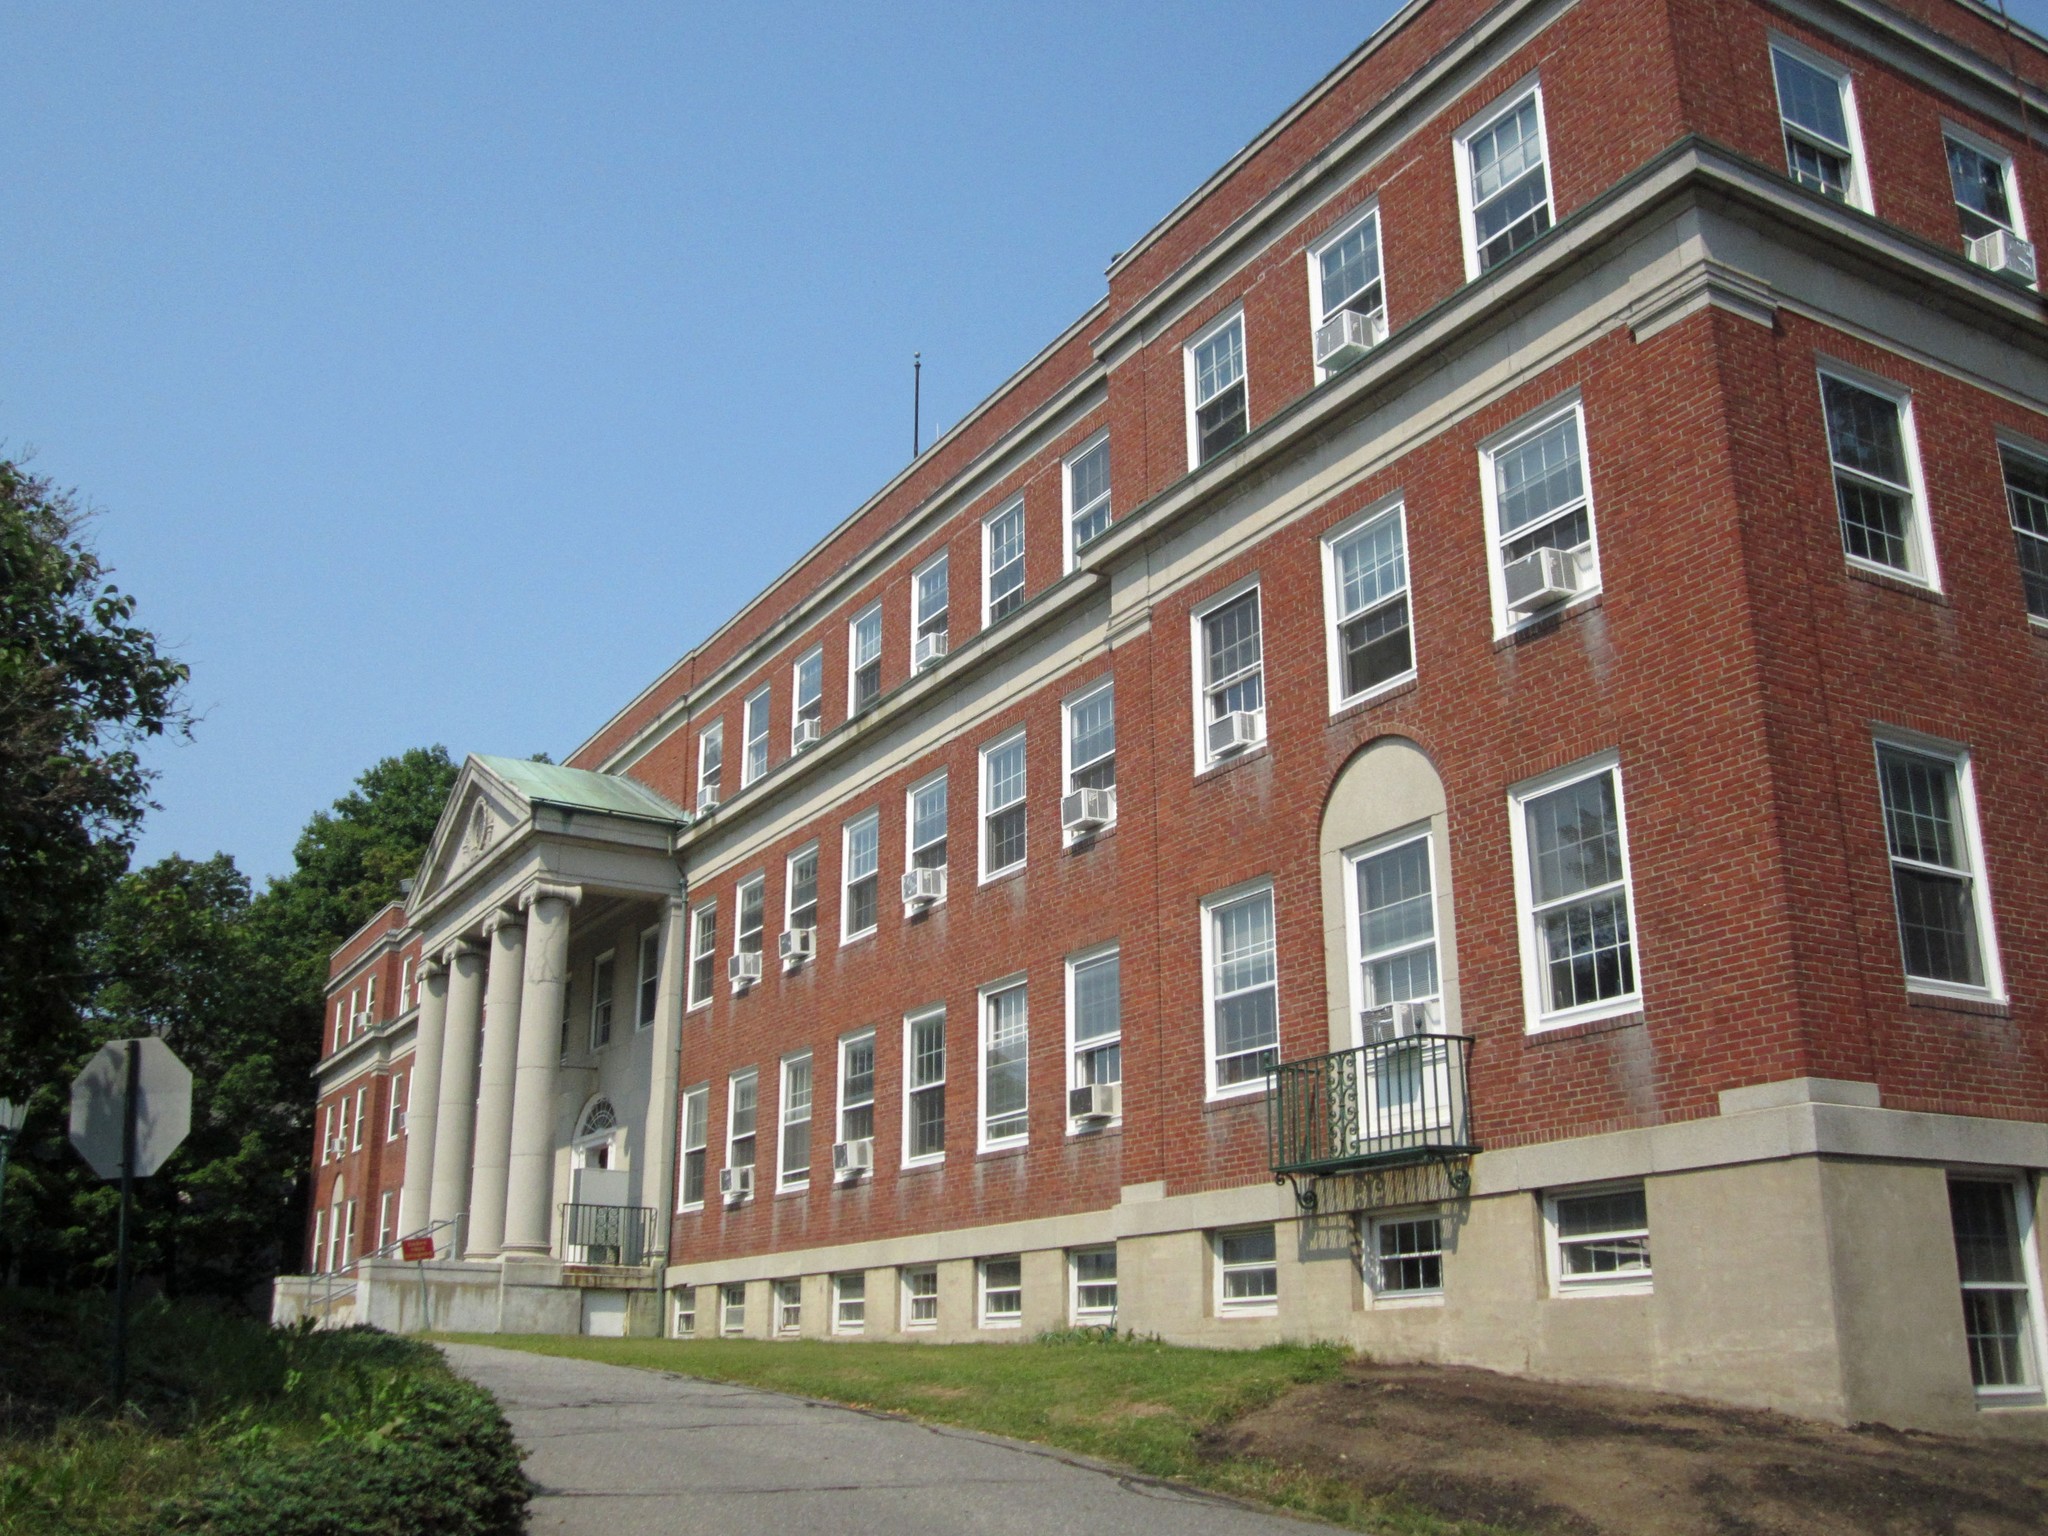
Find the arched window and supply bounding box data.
[579,1098,618,1139]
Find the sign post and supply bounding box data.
[400,1234,437,1328]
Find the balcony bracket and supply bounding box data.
[1436,1153,1473,1199]
[1275,1171,1321,1214]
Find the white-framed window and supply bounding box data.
[1186,308,1248,468]
[979,978,1029,1151]
[352,1087,366,1150]
[697,719,724,806]
[321,1104,336,1165]
[778,1052,812,1191]
[785,843,819,943]
[1369,1214,1445,1300]
[635,926,659,1031]
[589,950,615,1051]
[1874,737,2003,1000]
[726,1069,758,1194]
[310,1209,324,1273]
[1770,39,1869,210]
[1454,82,1553,278]
[1062,680,1116,836]
[673,1286,697,1337]
[983,498,1026,625]
[399,957,414,1013]
[1066,944,1121,1127]
[1193,582,1266,768]
[678,1084,708,1211]
[1323,498,1414,709]
[1346,826,1441,1036]
[742,685,771,786]
[1064,433,1111,567]
[1216,1226,1279,1316]
[363,976,376,1027]
[1819,367,1937,586]
[387,1071,407,1140]
[735,875,766,970]
[792,645,824,746]
[1545,1183,1652,1296]
[1070,1246,1118,1326]
[378,1190,397,1252]
[902,1264,939,1330]
[774,1278,802,1336]
[1203,882,1279,1099]
[2002,442,2048,622]
[979,1256,1023,1328]
[1509,755,1642,1034]
[1308,203,1386,378]
[904,1007,947,1166]
[1479,397,1601,637]
[720,1282,747,1336]
[1945,126,2029,253]
[687,902,716,1010]
[842,811,880,940]
[980,730,1027,880]
[849,602,884,716]
[907,772,948,885]
[913,551,950,660]
[837,1028,876,1147]
[832,1272,866,1335]
[1948,1176,2045,1401]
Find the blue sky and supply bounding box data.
[6,3,2045,885]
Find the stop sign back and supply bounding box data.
[68,1038,192,1180]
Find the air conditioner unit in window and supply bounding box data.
[901,866,947,909]
[392,1111,406,1135]
[793,717,823,750]
[1967,228,2038,284]
[696,784,720,816]
[1313,307,1389,370]
[1068,1082,1121,1122]
[1502,546,1579,614]
[831,1138,873,1181]
[325,1136,349,1161]
[778,927,815,966]
[1205,710,1262,761]
[1060,787,1115,834]
[1361,999,1440,1043]
[719,1165,753,1204]
[914,631,949,671]
[727,951,762,991]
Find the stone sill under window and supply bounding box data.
[1525,1010,1646,1046]
[1493,591,1605,652]
[1905,991,2011,1019]
[1845,563,1947,605]
[1331,675,1419,723]
[1063,823,1120,854]
[977,1142,1028,1162]
[1205,1088,1270,1113]
[1195,742,1270,783]
[1066,1120,1125,1140]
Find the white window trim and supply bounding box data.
[686,902,716,1011]
[677,1083,709,1213]
[741,685,772,787]
[387,1071,406,1141]
[1214,1225,1280,1317]
[911,549,950,666]
[672,1287,698,1337]
[1365,1211,1448,1308]
[977,974,1030,1154]
[1320,494,1416,713]
[841,810,881,943]
[1183,305,1249,471]
[978,1255,1024,1329]
[1064,941,1122,1133]
[588,949,616,1052]
[697,720,724,803]
[1871,731,2006,1004]
[1061,677,1117,844]
[636,924,660,1032]
[791,644,825,748]
[720,1282,747,1336]
[1943,120,2031,250]
[1478,394,1603,640]
[784,841,820,941]
[1340,821,1442,1047]
[725,1068,758,1201]
[1306,200,1387,382]
[831,1272,867,1336]
[982,496,1027,628]
[734,874,766,963]
[1200,878,1279,1103]
[1997,429,2048,631]
[1063,431,1111,573]
[1069,1245,1118,1326]
[352,1087,366,1150]
[1451,77,1552,282]
[902,1005,947,1170]
[1769,35,1873,214]
[904,769,950,902]
[1544,1181,1654,1298]
[1816,361,1942,591]
[776,1052,813,1193]
[1189,575,1267,774]
[1507,751,1644,1035]
[901,1263,939,1331]
[1955,1172,2048,1403]
[847,601,884,717]
[836,1027,876,1149]
[979,727,1028,884]
[773,1278,802,1337]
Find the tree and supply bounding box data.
[0,462,188,1093]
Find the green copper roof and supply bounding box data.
[472,755,685,822]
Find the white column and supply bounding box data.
[641,892,688,1258]
[395,957,448,1237]
[502,880,581,1257]
[465,909,526,1259]
[427,941,486,1239]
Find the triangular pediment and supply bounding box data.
[409,758,529,917]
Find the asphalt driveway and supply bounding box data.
[441,1342,1326,1535]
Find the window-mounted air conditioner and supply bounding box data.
[778,927,815,966]
[1313,307,1388,371]
[727,951,762,991]
[901,866,947,909]
[1362,999,1440,1044]
[914,631,949,671]
[1068,1082,1121,1123]
[325,1136,349,1161]
[1060,788,1115,834]
[391,1111,406,1135]
[1206,710,1262,761]
[831,1138,873,1181]
[793,717,823,751]
[1967,229,2038,285]
[1502,546,1579,615]
[696,784,720,816]
[719,1165,753,1204]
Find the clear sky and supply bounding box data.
[6,2,2045,885]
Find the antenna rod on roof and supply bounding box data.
[912,352,922,460]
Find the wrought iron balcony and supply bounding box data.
[558,1202,659,1266]
[1266,1033,1476,1209]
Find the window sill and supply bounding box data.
[1195,742,1270,781]
[1368,1292,1445,1311]
[1525,1008,1644,1044]
[1551,1280,1653,1300]
[1062,822,1119,852]
[1905,989,2010,1018]
[1066,1119,1124,1139]
[678,1203,705,1216]
[978,1140,1028,1160]
[1493,589,1604,650]
[901,1155,946,1173]
[776,1183,810,1197]
[978,864,1027,889]
[1332,673,1418,720]
[840,927,877,949]
[1845,561,1945,603]
[1218,1306,1279,1320]
[2028,616,2048,636]
[979,1319,1023,1331]
[1206,1085,1270,1109]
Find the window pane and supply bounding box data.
[987,503,1026,620]
[983,986,1028,1140]
[1947,139,2013,229]
[847,816,879,880]
[1068,687,1115,772]
[1470,97,1543,203]
[1073,952,1121,1043]
[2005,450,2048,620]
[1069,438,1111,552]
[1526,774,1624,905]
[1213,892,1277,994]
[1774,51,1850,147]
[1556,1187,1646,1238]
[1204,592,1263,689]
[1194,320,1244,404]
[916,556,949,631]
[1494,415,1585,538]
[1222,1227,1276,1266]
[1319,214,1382,314]
[1822,378,1908,487]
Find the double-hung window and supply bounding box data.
[589,951,615,1051]
[635,927,659,1031]
[1063,681,1116,842]
[984,499,1026,624]
[1196,585,1265,767]
[837,1029,875,1148]
[1546,1184,1652,1295]
[1071,1247,1118,1325]
[1371,1215,1445,1299]
[673,1287,697,1337]
[1349,828,1441,1033]
[735,875,765,979]
[687,902,716,1009]
[1819,370,1935,584]
[904,1007,947,1165]
[1067,945,1121,1125]
[720,1283,747,1336]
[1217,1226,1279,1315]
[778,1053,812,1191]
[1948,1177,2043,1400]
[903,1264,939,1329]
[1771,42,1866,208]
[842,811,880,940]
[678,1085,708,1210]
[1511,757,1641,1032]
[1204,883,1279,1097]
[1324,500,1413,707]
[785,844,819,945]
[980,1256,1023,1327]
[726,1069,757,1194]
[1457,85,1552,277]
[832,1273,866,1335]
[697,720,723,810]
[1309,205,1386,376]
[913,552,949,667]
[849,602,884,715]
[1481,400,1600,635]
[774,1279,802,1336]
[980,731,1027,879]
[979,979,1029,1150]
[1874,739,2002,999]
[352,1088,366,1150]
[1065,434,1111,565]
[742,686,771,786]
[387,1072,406,1139]
[908,772,948,882]
[1186,310,1248,467]
[1946,130,2028,255]
[2000,444,2048,622]
[792,646,824,748]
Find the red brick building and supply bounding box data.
[284,0,2048,1431]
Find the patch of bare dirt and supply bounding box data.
[1201,1361,2048,1535]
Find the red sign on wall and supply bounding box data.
[399,1236,436,1262]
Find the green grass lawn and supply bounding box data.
[440,1330,1517,1535]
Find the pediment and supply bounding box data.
[408,760,528,918]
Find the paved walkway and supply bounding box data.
[442,1342,1326,1535]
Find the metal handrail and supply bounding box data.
[558,1202,657,1266]
[1267,1033,1476,1178]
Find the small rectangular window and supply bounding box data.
[720,1282,747,1336]
[778,1053,812,1190]
[1312,205,1386,350]
[1071,1247,1118,1325]
[913,551,950,662]
[1820,371,1933,583]
[774,1279,802,1336]
[726,1070,758,1190]
[1063,680,1116,812]
[1874,740,2001,998]
[1946,132,2025,247]
[832,1272,866,1335]
[678,1084,708,1211]
[838,1029,875,1146]
[1067,946,1121,1121]
[673,1286,697,1337]
[742,686,771,786]
[1547,1184,1651,1294]
[905,1008,947,1165]
[979,979,1029,1150]
[981,731,1027,879]
[1458,87,1553,276]
[785,844,819,939]
[1065,434,1111,565]
[980,1256,1023,1327]
[636,926,659,1030]
[849,602,884,716]
[903,1264,939,1330]
[1481,401,1600,634]
[908,773,948,877]
[1512,759,1641,1032]
[1196,586,1266,766]
[687,903,716,1009]
[793,645,824,743]
[387,1071,406,1139]
[2000,445,2048,622]
[735,876,765,962]
[1217,1226,1279,1315]
[1205,884,1279,1097]
[1772,43,1865,208]
[842,811,880,940]
[1948,1177,2042,1398]
[1370,1215,1444,1298]
[1325,502,1414,706]
[698,719,724,805]
[984,499,1026,624]
[1187,311,1248,467]
[588,951,615,1051]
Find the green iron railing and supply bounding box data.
[1267,1033,1475,1189]
[558,1202,658,1266]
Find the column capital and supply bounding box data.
[480,906,523,940]
[519,879,584,913]
[418,955,447,982]
[664,891,689,916]
[441,938,483,968]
